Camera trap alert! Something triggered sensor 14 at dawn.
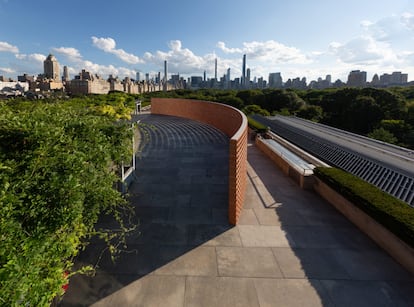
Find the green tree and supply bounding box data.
[242,104,270,116]
[296,105,323,122]
[368,128,398,144]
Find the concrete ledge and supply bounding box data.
[151,98,248,225]
[255,136,315,190]
[313,177,414,275]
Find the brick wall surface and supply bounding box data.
[151,98,248,225]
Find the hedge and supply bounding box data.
[314,167,414,248]
[247,116,268,133]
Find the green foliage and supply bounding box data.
[296,105,323,122]
[144,86,414,148]
[247,116,268,132]
[319,88,406,134]
[367,128,398,144]
[0,96,135,306]
[314,167,414,248]
[242,104,270,116]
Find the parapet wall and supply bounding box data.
[151,98,248,225]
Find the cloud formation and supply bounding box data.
[52,47,82,62]
[0,41,18,53]
[0,67,15,74]
[91,36,143,65]
[15,53,46,62]
[216,41,242,54]
[144,40,214,74]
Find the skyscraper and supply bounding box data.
[63,65,69,82]
[44,54,60,81]
[242,54,246,86]
[163,60,168,91]
[215,58,217,81]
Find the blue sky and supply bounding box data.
[1,0,414,82]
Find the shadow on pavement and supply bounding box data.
[59,115,232,306]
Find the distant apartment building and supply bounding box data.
[0,80,29,96]
[268,72,283,88]
[347,70,367,87]
[67,69,110,95]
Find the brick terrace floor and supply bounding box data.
[60,114,414,307]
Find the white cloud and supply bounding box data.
[216,41,242,54]
[144,40,212,74]
[52,47,82,61]
[82,60,136,78]
[15,53,46,62]
[243,40,310,64]
[0,41,19,53]
[91,36,143,65]
[0,66,15,74]
[361,12,414,44]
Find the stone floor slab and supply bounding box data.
[272,247,351,279]
[217,246,283,278]
[184,276,260,307]
[187,225,242,247]
[238,225,293,247]
[254,278,333,307]
[91,275,186,307]
[319,280,410,307]
[154,246,218,276]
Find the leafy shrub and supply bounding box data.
[0,97,135,306]
[314,167,414,248]
[247,116,268,133]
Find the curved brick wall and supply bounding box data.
[151,98,248,225]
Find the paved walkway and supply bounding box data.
[60,114,414,307]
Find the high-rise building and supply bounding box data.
[43,54,60,81]
[347,70,367,87]
[242,54,246,86]
[63,66,69,82]
[163,60,168,91]
[214,58,217,81]
[136,72,141,82]
[268,72,283,88]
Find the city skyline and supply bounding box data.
[1,0,414,82]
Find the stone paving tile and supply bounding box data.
[255,206,310,226]
[254,278,333,307]
[133,206,170,223]
[91,275,186,307]
[153,246,218,276]
[211,208,229,225]
[168,207,213,224]
[272,247,352,279]
[217,246,283,278]
[237,208,260,225]
[184,276,260,307]
[280,225,350,249]
[332,249,414,281]
[387,281,414,304]
[238,225,293,247]
[318,280,410,307]
[130,222,188,246]
[187,225,242,247]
